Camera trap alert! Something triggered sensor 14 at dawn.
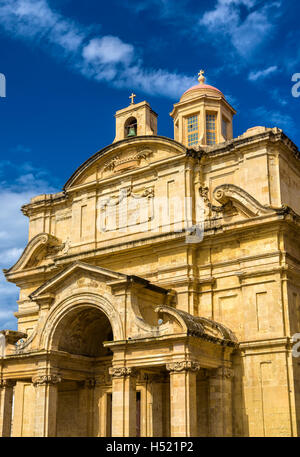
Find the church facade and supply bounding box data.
[1,72,300,437]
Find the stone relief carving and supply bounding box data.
[103,148,153,173]
[109,367,138,378]
[32,374,61,386]
[166,361,201,373]
[61,236,71,255]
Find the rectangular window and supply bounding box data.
[187,115,199,147]
[222,118,228,139]
[206,113,216,145]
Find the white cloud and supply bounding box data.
[0,158,58,330]
[83,37,134,65]
[248,66,278,81]
[252,106,295,135]
[199,0,281,57]
[0,0,84,52]
[0,0,194,99]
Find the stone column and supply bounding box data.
[167,361,200,437]
[208,367,233,437]
[32,374,61,437]
[0,379,15,437]
[109,367,137,437]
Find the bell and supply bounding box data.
[127,126,136,137]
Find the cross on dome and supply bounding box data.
[198,69,205,84]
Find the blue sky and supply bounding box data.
[0,0,299,329]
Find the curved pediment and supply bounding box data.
[155,305,237,345]
[213,184,278,218]
[63,135,186,190]
[4,233,62,275]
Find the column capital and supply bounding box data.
[166,361,201,373]
[0,379,16,388]
[109,367,137,378]
[210,366,234,379]
[32,374,61,386]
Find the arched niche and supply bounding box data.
[124,116,137,138]
[52,305,113,357]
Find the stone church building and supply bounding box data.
[1,71,300,437]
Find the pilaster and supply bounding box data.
[167,361,200,437]
[110,367,137,437]
[32,374,61,437]
[208,366,234,437]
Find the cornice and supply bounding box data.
[196,128,299,161]
[22,191,68,217]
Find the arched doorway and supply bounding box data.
[51,305,114,437]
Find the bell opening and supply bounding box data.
[125,116,137,138]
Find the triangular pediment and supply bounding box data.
[30,261,127,300]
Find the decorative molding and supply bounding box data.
[103,148,153,173]
[199,186,224,215]
[32,374,61,386]
[109,367,138,378]
[61,236,71,255]
[99,186,154,209]
[166,361,201,373]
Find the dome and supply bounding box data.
[181,70,224,100]
[182,83,223,97]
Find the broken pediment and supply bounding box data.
[155,305,237,345]
[4,233,63,276]
[212,184,278,219]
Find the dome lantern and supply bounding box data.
[170,70,236,148]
